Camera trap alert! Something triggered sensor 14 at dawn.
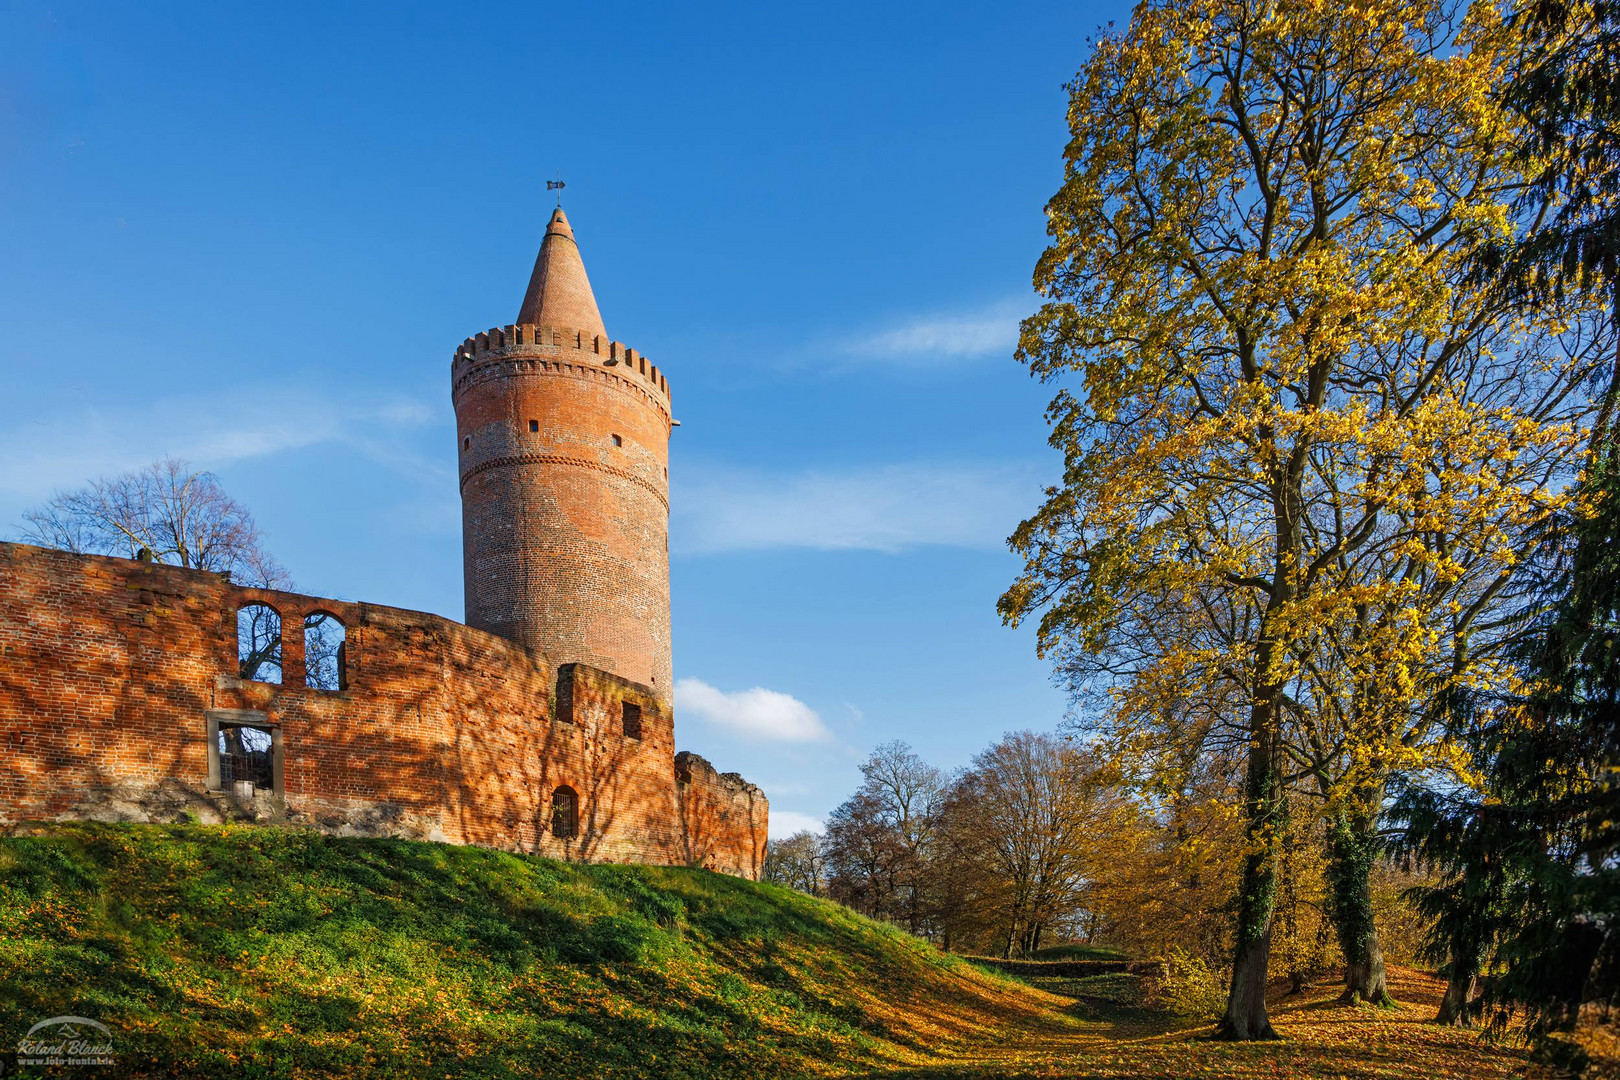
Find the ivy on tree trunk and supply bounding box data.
[1218,702,1285,1041]
[1327,809,1394,1007]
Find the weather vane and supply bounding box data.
[546,176,565,207]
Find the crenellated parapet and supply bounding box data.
[454,208,678,705]
[450,323,671,418]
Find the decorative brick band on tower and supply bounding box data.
[454,209,674,696]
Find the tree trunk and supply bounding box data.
[1222,923,1277,1039]
[1579,922,1620,1028]
[1342,938,1391,1007]
[1217,696,1285,1041]
[1435,968,1478,1027]
[1327,810,1395,1006]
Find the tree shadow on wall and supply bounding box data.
[0,553,225,826]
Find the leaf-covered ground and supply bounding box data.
[0,825,1526,1078]
[865,965,1530,1078]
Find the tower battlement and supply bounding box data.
[450,323,671,408]
[454,208,676,695]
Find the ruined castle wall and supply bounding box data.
[674,751,769,879]
[0,542,764,876]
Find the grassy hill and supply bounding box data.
[0,824,1530,1079]
[0,823,1078,1078]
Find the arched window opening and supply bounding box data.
[218,724,274,791]
[551,786,579,839]
[303,612,348,691]
[237,603,282,684]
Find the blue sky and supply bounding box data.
[0,1,1127,836]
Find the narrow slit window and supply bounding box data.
[463,436,471,450]
[611,434,622,447]
[529,419,539,433]
[303,612,348,691]
[237,603,283,684]
[622,701,643,740]
[551,786,579,839]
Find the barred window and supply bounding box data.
[218,724,274,790]
[551,786,579,839]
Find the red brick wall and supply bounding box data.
[0,542,766,877]
[453,324,673,697]
[675,751,769,878]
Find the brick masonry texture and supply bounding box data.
[516,210,607,337]
[0,208,768,877]
[453,323,674,695]
[0,542,767,877]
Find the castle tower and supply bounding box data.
[452,208,673,695]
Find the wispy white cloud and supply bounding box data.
[0,386,441,507]
[768,810,826,839]
[675,678,833,743]
[844,298,1027,362]
[673,459,1045,555]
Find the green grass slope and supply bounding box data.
[0,824,1077,1079]
[1026,944,1127,963]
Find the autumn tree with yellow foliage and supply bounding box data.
[1001,0,1606,1040]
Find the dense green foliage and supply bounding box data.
[1403,0,1620,1048]
[1396,452,1620,1053]
[1489,456,1620,1037]
[1491,0,1620,325]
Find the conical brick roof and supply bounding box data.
[516,208,607,338]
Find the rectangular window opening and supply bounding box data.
[622,700,643,740]
[529,419,539,433]
[218,724,275,791]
